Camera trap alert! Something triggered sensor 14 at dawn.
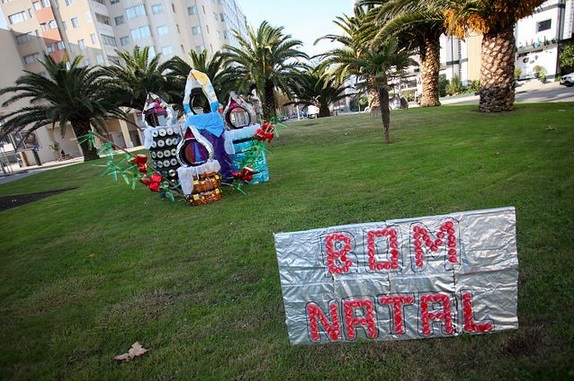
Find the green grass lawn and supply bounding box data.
[1,103,573,380]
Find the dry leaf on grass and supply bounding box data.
[114,341,149,362]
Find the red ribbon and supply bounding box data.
[254,121,275,143]
[232,167,255,183]
[140,172,163,192]
[131,154,149,173]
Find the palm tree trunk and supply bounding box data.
[263,81,276,120]
[378,86,391,144]
[478,28,516,112]
[71,119,100,161]
[367,76,381,116]
[420,35,441,107]
[319,104,330,117]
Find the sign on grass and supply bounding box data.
[274,207,518,345]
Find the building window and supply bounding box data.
[8,11,27,24]
[84,12,91,22]
[101,34,117,46]
[40,23,47,31]
[114,15,124,25]
[161,45,173,57]
[96,54,104,65]
[151,3,163,14]
[119,36,129,46]
[195,45,205,52]
[187,5,197,15]
[23,53,40,64]
[130,25,151,40]
[90,33,97,44]
[56,40,65,49]
[48,19,57,29]
[15,33,33,44]
[171,3,175,12]
[206,25,209,34]
[95,13,110,25]
[65,0,72,5]
[214,12,218,22]
[156,25,169,35]
[93,0,105,4]
[176,24,180,33]
[110,0,119,4]
[537,19,551,32]
[61,20,66,29]
[126,4,146,19]
[71,17,78,27]
[191,26,201,35]
[78,39,85,49]
[84,58,90,67]
[220,13,224,22]
[32,2,41,11]
[41,0,50,6]
[46,43,55,53]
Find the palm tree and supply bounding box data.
[104,46,171,111]
[436,0,546,112]
[288,67,349,118]
[164,49,237,106]
[221,21,309,119]
[0,54,125,161]
[316,7,383,112]
[360,0,444,107]
[321,37,411,143]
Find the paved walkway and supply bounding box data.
[0,146,144,186]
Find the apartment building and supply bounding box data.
[0,0,249,164]
[515,0,574,79]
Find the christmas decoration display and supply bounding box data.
[223,92,271,186]
[142,93,181,190]
[176,69,225,205]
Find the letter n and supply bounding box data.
[307,302,341,342]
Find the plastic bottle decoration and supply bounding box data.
[181,69,233,182]
[142,93,181,189]
[223,92,270,185]
[177,70,225,205]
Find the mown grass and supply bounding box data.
[0,103,573,380]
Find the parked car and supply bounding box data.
[307,105,320,119]
[560,72,574,87]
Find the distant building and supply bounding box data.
[0,0,249,165]
[515,0,574,79]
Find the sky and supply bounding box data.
[238,0,354,58]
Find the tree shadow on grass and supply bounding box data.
[0,187,77,212]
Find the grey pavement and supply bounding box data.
[438,79,574,106]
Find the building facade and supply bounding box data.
[0,0,248,165]
[515,0,574,80]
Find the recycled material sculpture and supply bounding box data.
[176,69,227,205]
[223,91,270,184]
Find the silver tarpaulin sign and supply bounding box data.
[273,207,519,345]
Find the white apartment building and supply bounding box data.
[515,0,574,79]
[0,0,249,165]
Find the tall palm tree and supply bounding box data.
[164,49,237,106]
[436,0,546,112]
[104,46,171,111]
[221,21,309,119]
[0,54,125,161]
[288,66,349,117]
[360,0,444,107]
[320,37,411,143]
